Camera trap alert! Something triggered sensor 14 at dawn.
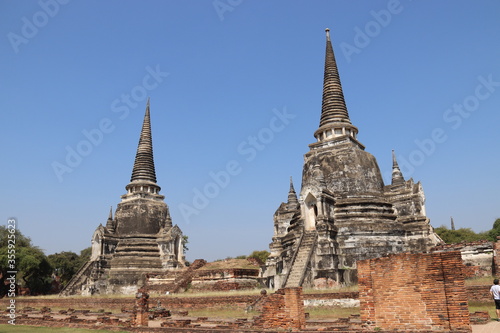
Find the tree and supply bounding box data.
[248,250,270,264]
[78,247,91,267]
[182,235,189,252]
[47,251,81,287]
[46,247,91,289]
[0,226,52,295]
[0,225,31,248]
[435,225,491,244]
[15,246,52,294]
[488,218,500,241]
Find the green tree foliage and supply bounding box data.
[16,246,52,293]
[488,218,500,241]
[47,251,81,287]
[216,250,271,263]
[0,226,52,295]
[248,250,270,264]
[48,247,92,288]
[79,247,91,265]
[434,224,495,244]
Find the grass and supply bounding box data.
[465,275,498,286]
[306,306,359,319]
[199,259,260,270]
[468,301,498,319]
[151,288,273,298]
[18,306,120,314]
[0,325,128,333]
[17,294,135,299]
[155,285,359,298]
[186,305,359,320]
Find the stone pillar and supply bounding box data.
[133,287,149,327]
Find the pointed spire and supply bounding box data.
[106,206,115,232]
[122,99,163,202]
[319,28,351,128]
[130,98,157,184]
[391,150,405,186]
[313,29,360,147]
[450,216,456,231]
[312,160,326,187]
[287,177,299,209]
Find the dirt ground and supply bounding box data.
[472,320,500,333]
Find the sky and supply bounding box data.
[1,0,499,262]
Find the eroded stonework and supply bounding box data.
[62,101,185,295]
[262,29,442,289]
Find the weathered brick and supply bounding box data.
[359,252,471,332]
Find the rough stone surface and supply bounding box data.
[432,240,496,277]
[263,30,441,290]
[61,101,185,296]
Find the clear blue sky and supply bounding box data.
[1,1,499,262]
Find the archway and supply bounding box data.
[304,193,318,230]
[90,232,102,261]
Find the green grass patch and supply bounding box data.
[152,288,273,298]
[17,294,135,300]
[186,305,360,320]
[0,325,128,333]
[465,276,497,286]
[199,259,260,270]
[305,306,359,319]
[468,301,498,318]
[158,285,358,298]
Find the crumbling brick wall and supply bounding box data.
[133,288,149,327]
[432,240,494,277]
[358,252,471,332]
[253,287,306,330]
[494,236,500,275]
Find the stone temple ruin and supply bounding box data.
[60,29,445,297]
[262,29,443,289]
[61,100,186,295]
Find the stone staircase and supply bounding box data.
[146,259,207,294]
[284,231,317,288]
[169,259,207,293]
[60,260,95,296]
[111,237,163,269]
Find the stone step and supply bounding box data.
[114,247,160,254]
[284,232,317,288]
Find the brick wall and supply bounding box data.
[3,287,491,313]
[358,252,471,332]
[253,287,306,330]
[431,240,494,278]
[465,285,491,302]
[8,295,260,312]
[494,237,500,275]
